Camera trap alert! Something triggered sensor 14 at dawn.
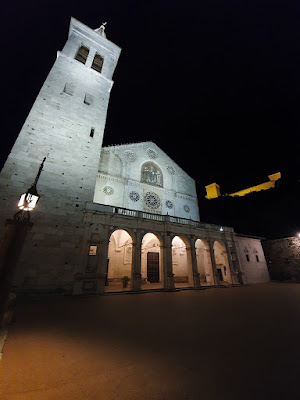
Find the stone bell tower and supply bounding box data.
[0,18,121,293]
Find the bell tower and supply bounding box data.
[0,18,121,292]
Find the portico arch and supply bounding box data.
[141,232,164,290]
[195,239,214,286]
[213,240,232,285]
[105,229,134,292]
[172,235,194,288]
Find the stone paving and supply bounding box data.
[0,283,299,399]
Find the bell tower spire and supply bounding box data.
[94,22,107,38]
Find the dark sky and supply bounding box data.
[1,0,300,238]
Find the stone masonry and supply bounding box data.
[263,237,300,281]
[0,18,121,293]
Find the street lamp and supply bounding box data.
[14,157,46,220]
[0,157,46,329]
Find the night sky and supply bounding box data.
[2,0,300,239]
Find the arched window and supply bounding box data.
[91,53,104,73]
[141,162,163,187]
[75,46,89,64]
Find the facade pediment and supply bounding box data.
[94,141,200,221]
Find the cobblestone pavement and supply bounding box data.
[0,283,299,400]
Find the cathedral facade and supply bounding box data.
[0,18,270,295]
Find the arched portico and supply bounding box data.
[195,238,214,286]
[141,232,164,290]
[172,235,194,288]
[105,229,134,292]
[213,240,232,285]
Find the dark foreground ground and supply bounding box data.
[0,283,300,400]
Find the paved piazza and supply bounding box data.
[0,283,299,399]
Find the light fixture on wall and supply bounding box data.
[15,157,46,221]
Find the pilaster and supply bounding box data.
[189,237,201,288]
[230,235,244,285]
[96,224,110,293]
[209,239,220,286]
[163,233,175,291]
[131,230,142,292]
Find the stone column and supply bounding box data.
[131,230,142,292]
[209,238,220,286]
[189,237,201,288]
[163,233,175,291]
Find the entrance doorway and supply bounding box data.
[147,252,159,283]
[141,232,163,290]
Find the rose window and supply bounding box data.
[103,186,114,195]
[144,192,160,209]
[167,165,175,175]
[147,148,157,159]
[124,150,137,162]
[129,191,140,202]
[165,200,173,209]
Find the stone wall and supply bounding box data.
[263,237,300,281]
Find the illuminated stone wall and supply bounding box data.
[0,18,121,292]
[94,142,200,221]
[262,237,300,281]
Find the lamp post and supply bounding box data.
[0,158,46,328]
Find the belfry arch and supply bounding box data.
[195,239,214,286]
[213,240,232,285]
[141,233,163,289]
[105,229,134,292]
[172,235,194,288]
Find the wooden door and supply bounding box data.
[147,252,159,283]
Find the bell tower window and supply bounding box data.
[75,46,89,64]
[91,53,104,73]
